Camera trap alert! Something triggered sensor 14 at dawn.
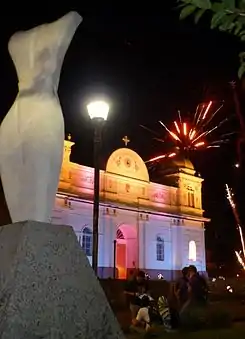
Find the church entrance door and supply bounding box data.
[116,225,137,279]
[116,241,126,279]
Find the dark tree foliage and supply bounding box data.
[179,0,245,77]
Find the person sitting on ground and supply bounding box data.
[131,295,162,334]
[124,270,149,319]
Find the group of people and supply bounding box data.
[124,265,208,334]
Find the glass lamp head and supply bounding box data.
[87,101,109,121]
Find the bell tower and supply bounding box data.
[160,155,203,217]
[63,134,74,163]
[60,134,75,184]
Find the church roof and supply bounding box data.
[157,153,195,176]
[171,156,194,171]
[106,147,150,182]
[149,154,195,186]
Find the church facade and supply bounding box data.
[52,137,208,280]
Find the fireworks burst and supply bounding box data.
[143,100,231,164]
[225,184,245,270]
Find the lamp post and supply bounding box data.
[113,239,117,279]
[87,101,109,275]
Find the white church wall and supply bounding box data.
[183,219,204,229]
[138,220,146,269]
[52,196,108,267]
[171,225,183,272]
[201,227,206,271]
[181,226,206,272]
[114,207,138,229]
[51,209,67,225]
[98,212,112,268]
[52,196,70,224]
[111,207,138,269]
[144,215,172,271]
[169,219,206,271]
[102,215,115,268]
[127,237,138,268]
[52,194,207,278]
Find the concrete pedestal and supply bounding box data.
[0,221,124,338]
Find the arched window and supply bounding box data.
[82,227,93,257]
[116,229,124,239]
[156,235,164,261]
[189,240,196,261]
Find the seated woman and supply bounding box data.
[131,296,151,333]
[131,295,162,334]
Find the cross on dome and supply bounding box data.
[122,135,130,147]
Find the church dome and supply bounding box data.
[171,155,194,171]
[106,148,149,182]
[152,153,195,178]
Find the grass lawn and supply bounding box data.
[125,324,245,339]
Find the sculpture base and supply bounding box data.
[0,221,124,338]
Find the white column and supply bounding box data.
[201,228,207,271]
[138,220,145,269]
[171,224,183,270]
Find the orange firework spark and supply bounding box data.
[160,101,214,150]
[174,121,180,134]
[142,100,229,164]
[145,152,176,164]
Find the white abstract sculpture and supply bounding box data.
[0,12,82,223]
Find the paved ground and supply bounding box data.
[125,324,245,339]
[115,303,245,338]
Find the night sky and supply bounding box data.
[1,3,245,272]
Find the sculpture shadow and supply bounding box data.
[0,176,12,226]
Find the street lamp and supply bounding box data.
[87,100,109,275]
